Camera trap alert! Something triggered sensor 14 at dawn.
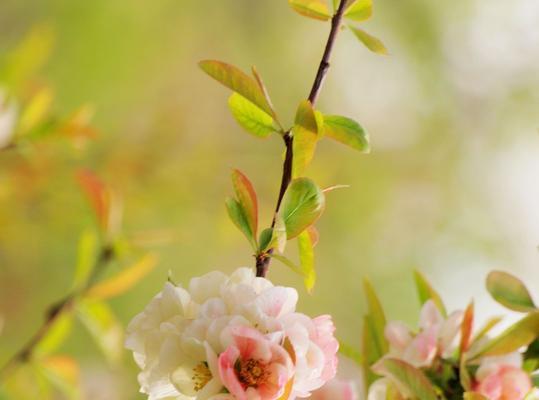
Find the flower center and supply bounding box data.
[192,362,212,392]
[236,359,269,388]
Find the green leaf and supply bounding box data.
[258,228,273,253]
[271,254,303,276]
[339,342,363,365]
[35,313,73,358]
[363,278,388,353]
[374,358,438,400]
[86,254,158,300]
[71,229,98,290]
[288,0,331,21]
[362,315,382,386]
[226,198,256,248]
[292,100,319,178]
[349,26,388,55]
[199,60,273,115]
[471,312,539,359]
[413,270,447,317]
[344,0,373,22]
[324,115,369,152]
[76,300,123,364]
[298,230,316,292]
[279,178,325,239]
[228,93,275,138]
[231,169,258,238]
[487,270,536,312]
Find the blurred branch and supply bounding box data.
[255,0,349,277]
[0,245,114,382]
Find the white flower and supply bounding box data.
[126,268,339,400]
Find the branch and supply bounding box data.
[0,245,114,382]
[256,0,349,277]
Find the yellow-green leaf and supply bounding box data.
[40,355,81,400]
[231,169,258,238]
[323,115,369,152]
[279,178,325,239]
[251,66,281,127]
[364,278,388,353]
[487,270,536,312]
[345,0,372,21]
[292,100,319,178]
[374,358,438,400]
[298,230,316,292]
[471,312,539,359]
[86,254,158,300]
[413,270,447,317]
[18,87,53,134]
[273,214,287,253]
[199,60,272,115]
[35,313,73,358]
[71,229,98,290]
[226,197,256,248]
[228,93,275,138]
[349,26,388,55]
[76,300,122,364]
[288,0,331,21]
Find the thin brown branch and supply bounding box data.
[256,0,349,278]
[0,245,114,382]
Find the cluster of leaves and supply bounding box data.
[347,271,539,399]
[0,28,160,399]
[0,25,96,152]
[288,0,388,54]
[198,36,374,290]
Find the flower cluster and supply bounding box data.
[365,300,534,399]
[125,268,339,400]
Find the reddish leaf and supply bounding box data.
[460,301,474,355]
[76,169,110,231]
[231,169,258,239]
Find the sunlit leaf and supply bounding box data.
[292,100,319,178]
[258,228,273,253]
[71,229,98,290]
[487,270,536,312]
[273,214,287,253]
[76,169,110,232]
[76,300,123,364]
[288,0,331,21]
[413,270,447,317]
[199,60,272,115]
[344,0,373,22]
[323,115,369,152]
[18,87,53,134]
[271,254,303,276]
[298,230,316,292]
[279,178,325,239]
[251,66,281,127]
[363,278,388,353]
[373,358,438,400]
[1,24,54,90]
[226,197,256,248]
[349,26,388,55]
[471,312,539,359]
[460,301,474,355]
[362,315,381,386]
[231,169,258,238]
[35,313,72,358]
[86,254,158,300]
[228,93,275,138]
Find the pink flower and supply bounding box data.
[218,326,294,400]
[384,300,463,367]
[474,353,532,400]
[280,313,339,397]
[309,378,358,400]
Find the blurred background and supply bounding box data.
[1,0,538,398]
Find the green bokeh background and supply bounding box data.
[1,0,538,398]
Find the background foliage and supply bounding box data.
[1,0,538,398]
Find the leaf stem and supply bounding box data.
[0,245,114,382]
[256,0,349,278]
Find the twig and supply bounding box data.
[0,245,114,382]
[256,0,349,277]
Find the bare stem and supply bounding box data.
[256,0,349,277]
[0,245,114,382]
